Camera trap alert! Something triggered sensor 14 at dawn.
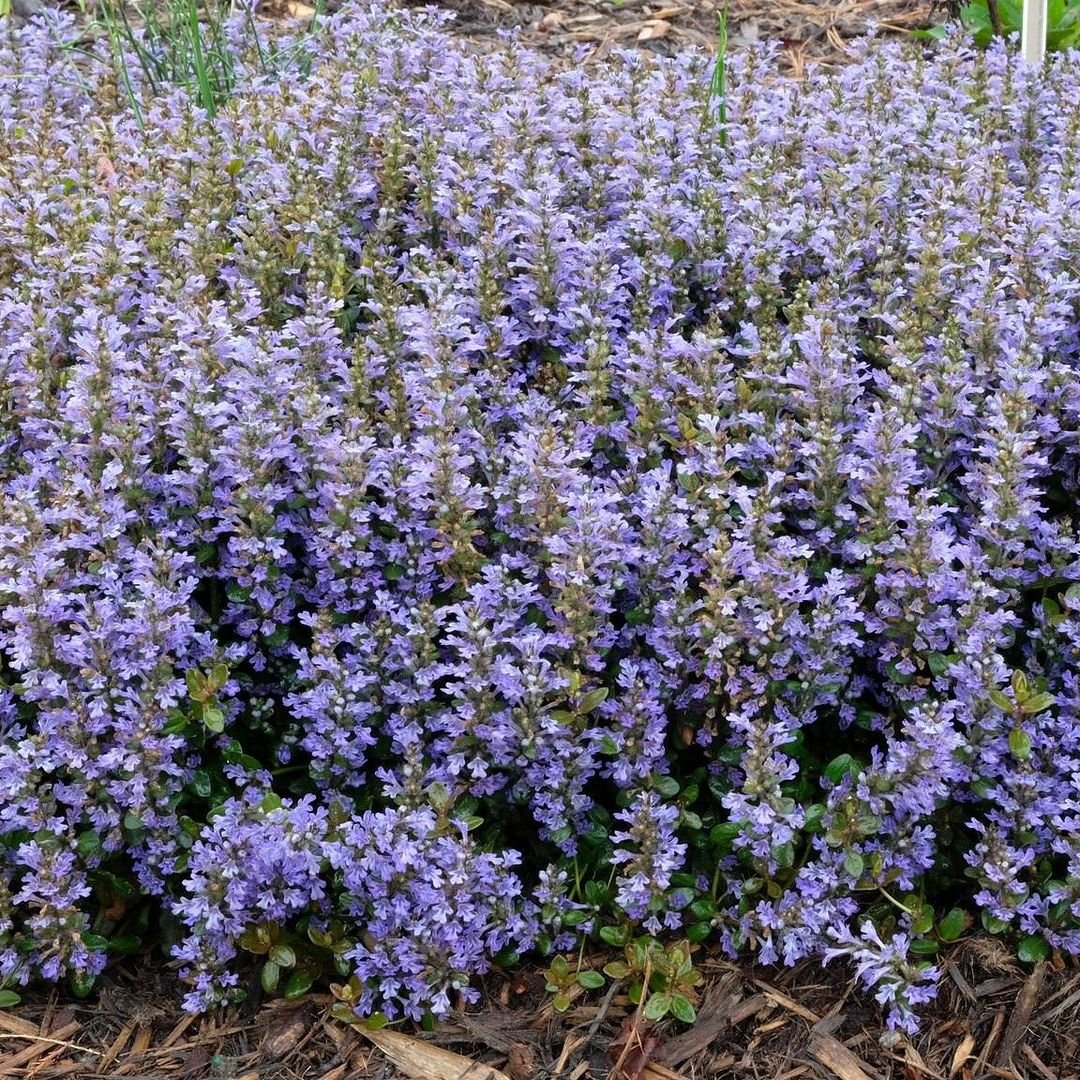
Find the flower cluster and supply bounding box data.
[3,3,1080,1030]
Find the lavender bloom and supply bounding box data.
[325,808,536,1019]
[824,923,940,1035]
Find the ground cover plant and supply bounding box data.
[3,3,1080,1039]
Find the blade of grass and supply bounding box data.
[185,0,217,115]
[99,6,145,128]
[705,6,728,147]
[242,0,269,75]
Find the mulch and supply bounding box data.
[389,0,946,76]
[3,938,1079,1079]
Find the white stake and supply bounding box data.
[1021,0,1049,63]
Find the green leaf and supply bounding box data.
[549,954,570,979]
[910,23,948,38]
[162,712,189,736]
[912,905,935,936]
[669,993,696,1024]
[584,881,608,907]
[1011,670,1030,701]
[261,960,281,993]
[69,971,96,998]
[989,689,1013,712]
[284,970,315,999]
[1017,935,1051,964]
[599,924,629,947]
[686,921,712,943]
[552,992,572,1013]
[0,990,21,1009]
[76,831,103,860]
[643,992,672,1020]
[926,652,953,677]
[603,961,631,979]
[824,754,858,786]
[363,1012,390,1030]
[1009,727,1032,760]
[109,934,142,956]
[803,803,826,834]
[772,841,795,870]
[186,669,207,700]
[308,926,333,949]
[982,912,1010,935]
[1020,693,1054,716]
[203,707,226,734]
[710,822,741,851]
[270,944,296,968]
[909,938,939,956]
[331,1001,360,1025]
[578,687,609,714]
[577,970,605,989]
[844,852,865,880]
[653,775,680,797]
[938,908,968,942]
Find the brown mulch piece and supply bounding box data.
[3,940,1080,1079]
[388,0,943,76]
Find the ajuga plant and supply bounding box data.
[4,2,1080,1038]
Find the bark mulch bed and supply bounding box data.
[389,0,943,76]
[3,939,1079,1079]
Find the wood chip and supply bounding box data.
[637,19,671,41]
[507,1041,536,1080]
[642,1065,691,1080]
[975,977,1019,999]
[1019,1043,1059,1080]
[902,1040,943,1080]
[973,1010,1007,1077]
[757,983,822,1024]
[0,1021,80,1076]
[260,1006,310,1061]
[0,1012,40,1040]
[996,962,1047,1067]
[808,1029,877,1080]
[161,1015,195,1050]
[656,975,744,1067]
[361,1028,511,1080]
[948,1030,976,1079]
[98,1022,134,1073]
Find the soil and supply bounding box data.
[3,939,1079,1079]
[389,0,945,76]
